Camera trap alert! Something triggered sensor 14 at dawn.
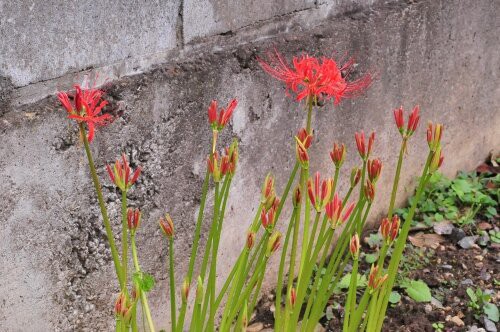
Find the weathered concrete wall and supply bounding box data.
[1,0,499,331]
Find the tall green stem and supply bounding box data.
[79,124,123,287]
[168,239,176,332]
[387,138,407,218]
[120,191,128,291]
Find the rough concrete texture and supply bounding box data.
[1,0,500,330]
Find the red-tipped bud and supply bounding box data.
[427,122,444,151]
[297,128,313,149]
[355,131,375,159]
[350,167,362,187]
[246,231,255,250]
[367,132,375,157]
[367,158,382,183]
[159,214,174,238]
[308,172,332,212]
[407,105,420,134]
[295,137,310,168]
[261,173,277,210]
[293,186,302,207]
[261,205,276,231]
[389,215,400,242]
[342,202,356,224]
[181,277,190,302]
[208,99,238,131]
[393,106,404,133]
[380,217,391,240]
[368,265,388,291]
[127,208,141,232]
[107,154,141,192]
[290,288,297,307]
[429,146,444,173]
[330,143,346,168]
[364,180,375,203]
[266,232,281,257]
[350,233,360,258]
[114,292,133,323]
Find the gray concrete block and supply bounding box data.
[0,0,181,87]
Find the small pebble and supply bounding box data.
[449,315,465,326]
[246,322,264,332]
[482,317,497,332]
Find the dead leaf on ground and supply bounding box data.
[409,232,445,249]
[478,222,493,230]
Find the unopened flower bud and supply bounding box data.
[261,173,276,210]
[159,214,174,238]
[292,186,301,207]
[350,167,362,187]
[266,232,281,257]
[295,137,309,168]
[181,277,190,302]
[393,106,405,133]
[368,265,388,291]
[380,217,391,240]
[389,215,400,242]
[114,292,133,324]
[246,231,255,250]
[350,233,360,259]
[296,128,313,149]
[107,154,142,192]
[207,152,222,182]
[261,205,276,231]
[330,143,346,168]
[127,208,141,232]
[208,99,238,131]
[429,146,444,173]
[367,158,382,183]
[355,131,375,160]
[364,180,375,202]
[307,172,332,212]
[290,288,297,307]
[427,122,444,151]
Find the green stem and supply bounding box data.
[121,190,128,291]
[79,124,123,287]
[387,138,407,218]
[343,258,359,331]
[168,239,176,332]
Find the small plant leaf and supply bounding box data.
[389,291,401,304]
[338,273,367,289]
[401,279,432,302]
[133,271,156,292]
[484,303,499,322]
[364,253,378,264]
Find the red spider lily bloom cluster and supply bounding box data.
[57,84,112,142]
[207,143,239,182]
[393,105,420,138]
[266,232,282,257]
[330,143,346,168]
[367,158,382,183]
[349,233,360,258]
[380,215,400,244]
[295,128,313,168]
[307,172,333,212]
[257,50,372,104]
[208,99,238,131]
[106,154,142,192]
[368,265,388,291]
[355,131,375,160]
[159,214,174,238]
[325,193,355,229]
[127,208,142,232]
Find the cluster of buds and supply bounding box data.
[426,122,443,152]
[295,128,313,168]
[307,172,333,212]
[429,146,444,174]
[350,167,362,188]
[329,143,346,168]
[261,173,278,210]
[181,277,190,303]
[368,265,388,292]
[393,105,420,138]
[159,214,174,238]
[266,231,282,257]
[207,145,238,183]
[246,231,256,250]
[106,154,142,192]
[364,180,376,203]
[114,291,136,324]
[349,233,360,259]
[127,208,141,234]
[208,99,238,131]
[355,131,375,160]
[325,193,355,229]
[380,215,400,244]
[261,201,278,231]
[367,158,382,183]
[292,186,302,208]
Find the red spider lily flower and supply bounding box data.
[257,49,372,104]
[325,193,355,228]
[261,204,277,231]
[127,208,141,232]
[293,186,302,207]
[393,105,420,138]
[429,146,444,173]
[368,265,388,291]
[427,122,444,151]
[261,173,277,210]
[350,233,360,259]
[307,172,333,212]
[246,231,256,250]
[364,180,375,202]
[355,131,375,160]
[290,288,297,307]
[266,231,282,257]
[57,83,113,143]
[208,99,238,131]
[106,154,141,192]
[181,277,190,302]
[350,167,362,187]
[159,214,174,238]
[330,143,346,168]
[367,158,382,183]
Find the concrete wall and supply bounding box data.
[1,0,499,330]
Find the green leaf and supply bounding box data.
[401,280,432,302]
[486,206,497,217]
[364,253,378,264]
[466,288,477,302]
[366,233,382,249]
[338,273,367,289]
[434,213,444,222]
[133,271,156,292]
[389,291,401,304]
[483,303,499,322]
